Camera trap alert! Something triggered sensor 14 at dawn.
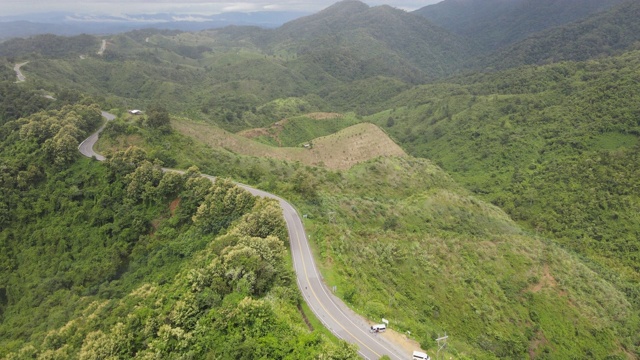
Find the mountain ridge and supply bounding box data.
[260,0,474,82]
[414,0,626,51]
[479,0,640,69]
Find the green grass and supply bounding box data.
[369,54,640,321]
[590,132,639,150]
[297,157,636,358]
[274,113,360,147]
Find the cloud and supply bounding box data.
[221,3,262,12]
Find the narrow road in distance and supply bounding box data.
[14,61,28,82]
[97,40,107,55]
[79,111,410,360]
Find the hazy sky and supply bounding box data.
[0,0,442,16]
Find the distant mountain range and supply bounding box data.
[0,11,309,40]
[414,0,626,51]
[4,0,639,79]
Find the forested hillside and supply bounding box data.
[0,34,99,59]
[2,0,640,357]
[480,0,640,69]
[0,103,355,358]
[261,0,475,82]
[371,50,640,316]
[414,0,625,52]
[0,1,471,132]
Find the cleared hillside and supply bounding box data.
[171,119,406,170]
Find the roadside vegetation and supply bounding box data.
[90,108,638,358]
[0,104,357,359]
[369,51,640,317]
[2,0,640,357]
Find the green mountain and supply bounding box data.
[264,0,475,82]
[414,0,626,52]
[370,50,640,321]
[3,0,640,357]
[0,34,99,59]
[2,2,472,131]
[480,0,640,69]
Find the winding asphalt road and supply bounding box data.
[79,111,409,360]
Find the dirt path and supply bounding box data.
[14,61,28,82]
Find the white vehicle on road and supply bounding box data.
[412,350,431,360]
[369,324,386,333]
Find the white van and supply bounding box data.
[369,324,386,333]
[412,351,431,360]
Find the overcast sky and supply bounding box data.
[0,0,442,16]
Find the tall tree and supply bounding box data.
[146,104,171,131]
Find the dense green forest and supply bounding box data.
[0,104,356,358]
[0,34,99,59]
[2,0,640,357]
[414,0,626,52]
[480,0,640,69]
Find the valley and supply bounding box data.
[1,0,639,358]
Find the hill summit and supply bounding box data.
[265,0,474,81]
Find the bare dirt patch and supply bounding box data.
[237,127,271,139]
[237,113,341,144]
[238,119,291,145]
[305,112,343,120]
[169,198,181,216]
[530,264,558,293]
[528,330,550,359]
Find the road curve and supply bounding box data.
[78,111,116,161]
[80,111,409,360]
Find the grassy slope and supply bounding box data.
[368,52,640,339]
[238,112,359,147]
[301,156,635,359]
